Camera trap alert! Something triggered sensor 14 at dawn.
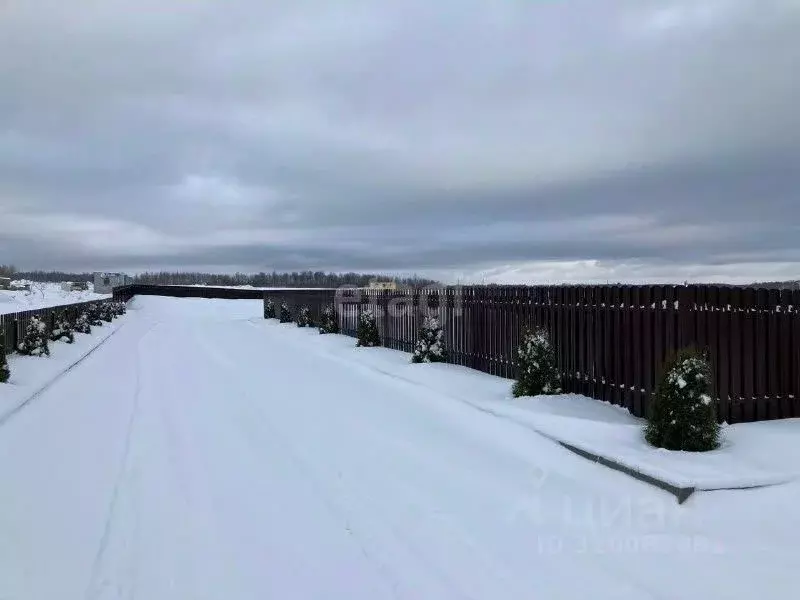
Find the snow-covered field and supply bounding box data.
[0,296,798,599]
[0,281,110,315]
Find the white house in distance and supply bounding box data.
[93,272,132,294]
[60,281,89,292]
[367,279,398,291]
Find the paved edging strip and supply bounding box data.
[553,439,696,503]
[0,323,126,428]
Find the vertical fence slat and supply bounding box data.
[778,290,792,419]
[766,289,780,419]
[620,286,632,412]
[741,288,756,422]
[793,290,800,419]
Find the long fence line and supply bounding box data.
[1,299,110,355]
[114,284,800,423]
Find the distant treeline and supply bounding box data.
[15,270,94,282]
[132,271,439,288]
[752,280,800,290]
[0,264,18,278]
[10,269,437,288]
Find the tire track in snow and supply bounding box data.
[245,321,668,599]
[199,324,596,599]
[187,329,414,600]
[83,323,159,600]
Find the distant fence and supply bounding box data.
[113,284,800,423]
[112,284,335,301]
[1,299,109,355]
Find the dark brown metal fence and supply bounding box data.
[112,284,800,423]
[1,299,109,355]
[114,284,275,301]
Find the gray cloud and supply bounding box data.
[1,0,799,283]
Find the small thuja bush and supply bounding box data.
[296,306,313,328]
[512,328,561,397]
[0,328,9,383]
[87,304,103,327]
[279,302,292,323]
[112,301,127,316]
[18,316,50,357]
[318,305,339,334]
[99,302,115,322]
[75,312,92,334]
[412,316,446,363]
[356,308,380,347]
[645,348,720,452]
[264,299,276,319]
[50,312,75,344]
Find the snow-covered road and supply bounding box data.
[1,297,797,599]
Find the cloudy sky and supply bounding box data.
[1,0,798,283]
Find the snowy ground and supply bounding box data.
[1,316,125,424]
[0,296,798,600]
[0,281,110,315]
[320,341,800,491]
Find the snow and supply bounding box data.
[0,281,110,315]
[497,408,800,490]
[1,314,125,423]
[287,329,800,491]
[1,295,798,599]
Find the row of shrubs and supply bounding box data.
[0,301,128,384]
[264,300,720,452]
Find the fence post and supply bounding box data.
[382,290,390,347]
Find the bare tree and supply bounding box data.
[29,281,47,299]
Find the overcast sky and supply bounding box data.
[1,0,798,283]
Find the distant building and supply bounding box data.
[368,280,398,291]
[61,281,89,292]
[93,272,132,294]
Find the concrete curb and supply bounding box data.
[553,439,696,504]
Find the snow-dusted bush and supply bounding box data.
[0,330,9,383]
[17,316,50,357]
[318,305,340,335]
[264,299,276,319]
[356,308,380,347]
[512,328,561,397]
[87,304,103,327]
[99,302,114,322]
[112,301,127,317]
[412,316,446,363]
[279,302,292,323]
[75,312,92,334]
[296,306,313,328]
[50,312,75,344]
[645,348,720,452]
